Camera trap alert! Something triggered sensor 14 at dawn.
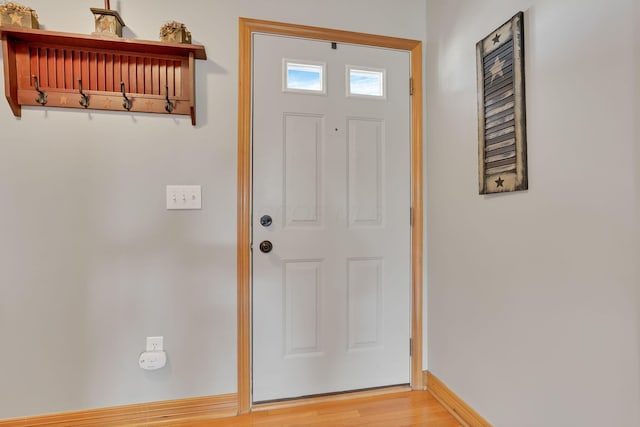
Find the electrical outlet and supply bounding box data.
[146,336,163,352]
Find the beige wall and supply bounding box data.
[426,0,640,426]
[6,0,637,424]
[0,0,427,419]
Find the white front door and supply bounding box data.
[252,33,411,403]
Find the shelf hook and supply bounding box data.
[165,85,174,113]
[120,81,132,111]
[78,79,89,108]
[32,75,47,105]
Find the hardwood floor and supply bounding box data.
[182,391,462,426]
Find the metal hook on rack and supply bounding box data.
[32,75,47,105]
[165,85,174,113]
[78,79,89,108]
[120,81,132,111]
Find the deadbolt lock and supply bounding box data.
[259,240,273,253]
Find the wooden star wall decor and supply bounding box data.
[90,0,125,38]
[476,11,528,194]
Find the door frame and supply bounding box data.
[237,17,423,414]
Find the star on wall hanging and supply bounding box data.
[489,56,505,84]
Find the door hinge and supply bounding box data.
[410,207,414,226]
[410,338,413,357]
[409,77,414,96]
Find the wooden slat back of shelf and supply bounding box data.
[17,43,187,98]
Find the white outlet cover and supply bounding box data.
[146,336,163,351]
[166,185,202,210]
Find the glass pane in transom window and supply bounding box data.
[348,67,385,98]
[284,60,325,94]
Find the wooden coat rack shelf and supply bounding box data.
[0,26,206,125]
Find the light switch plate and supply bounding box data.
[166,185,201,210]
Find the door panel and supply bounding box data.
[347,257,383,349]
[347,118,384,227]
[283,114,324,227]
[284,260,323,357]
[252,33,411,403]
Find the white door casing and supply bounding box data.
[252,33,411,403]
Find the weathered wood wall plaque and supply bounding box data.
[477,12,527,194]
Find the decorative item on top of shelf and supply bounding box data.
[476,11,528,194]
[160,21,192,44]
[90,0,125,38]
[0,1,39,29]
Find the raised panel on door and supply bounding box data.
[284,113,324,227]
[347,257,383,350]
[347,118,385,227]
[284,260,324,357]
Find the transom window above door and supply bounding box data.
[282,60,386,99]
[283,59,326,94]
[347,66,386,98]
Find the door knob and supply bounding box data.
[260,215,273,227]
[259,240,273,253]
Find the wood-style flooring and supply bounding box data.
[183,391,462,426]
